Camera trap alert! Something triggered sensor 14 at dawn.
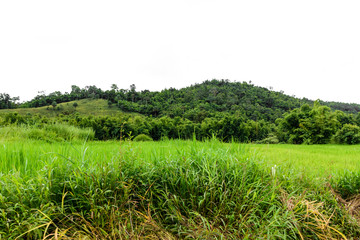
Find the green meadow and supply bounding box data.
[250,144,360,178]
[1,138,360,239]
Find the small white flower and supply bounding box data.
[271,165,277,177]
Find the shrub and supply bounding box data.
[333,124,360,144]
[133,134,153,142]
[256,133,279,144]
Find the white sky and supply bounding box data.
[1,0,360,103]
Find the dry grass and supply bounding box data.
[280,189,348,240]
[328,182,360,226]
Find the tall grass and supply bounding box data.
[0,139,359,239]
[0,123,94,142]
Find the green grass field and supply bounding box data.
[250,144,360,178]
[2,139,359,178]
[1,139,360,239]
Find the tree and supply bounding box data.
[129,84,137,102]
[52,101,57,110]
[333,124,360,144]
[0,93,18,109]
[277,102,339,144]
[71,85,81,99]
[111,84,118,91]
[73,102,78,109]
[302,101,339,144]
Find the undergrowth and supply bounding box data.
[0,123,94,142]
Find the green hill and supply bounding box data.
[2,80,360,122]
[0,99,122,117]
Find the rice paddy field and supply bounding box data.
[251,144,360,178]
[1,139,360,239]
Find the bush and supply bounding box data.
[256,134,279,144]
[133,134,153,142]
[333,124,360,144]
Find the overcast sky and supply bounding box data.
[1,1,360,103]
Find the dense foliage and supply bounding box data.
[6,79,360,118]
[0,112,273,142]
[0,93,18,109]
[276,101,360,144]
[2,79,360,144]
[333,124,360,144]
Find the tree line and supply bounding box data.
[1,79,360,144]
[2,100,360,144]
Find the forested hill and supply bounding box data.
[2,79,360,122]
[3,79,360,144]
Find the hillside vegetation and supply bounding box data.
[1,79,360,144]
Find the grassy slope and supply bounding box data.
[0,99,122,117]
